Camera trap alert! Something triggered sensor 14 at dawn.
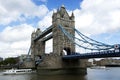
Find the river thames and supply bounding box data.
[0,67,120,80]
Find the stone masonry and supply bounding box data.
[52,5,75,55]
[30,5,87,74]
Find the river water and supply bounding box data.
[0,67,120,80]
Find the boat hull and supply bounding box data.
[2,69,34,75]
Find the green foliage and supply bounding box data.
[0,57,18,65]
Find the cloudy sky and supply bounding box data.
[0,0,120,58]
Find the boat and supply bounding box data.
[90,66,106,69]
[2,68,34,75]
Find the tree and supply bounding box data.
[0,57,18,65]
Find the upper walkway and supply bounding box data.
[34,25,52,42]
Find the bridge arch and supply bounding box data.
[63,47,71,55]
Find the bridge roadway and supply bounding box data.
[62,50,120,59]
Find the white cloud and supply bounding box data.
[74,0,120,35]
[38,11,52,31]
[0,0,48,25]
[109,10,120,27]
[0,0,49,58]
[0,24,34,42]
[0,24,34,58]
[73,0,120,53]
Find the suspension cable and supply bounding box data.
[58,25,114,51]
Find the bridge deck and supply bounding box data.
[62,50,120,59]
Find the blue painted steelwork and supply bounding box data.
[26,25,53,62]
[74,28,112,47]
[34,25,53,42]
[58,25,114,51]
[27,24,120,61]
[62,50,120,59]
[26,46,32,62]
[58,25,120,59]
[41,34,53,42]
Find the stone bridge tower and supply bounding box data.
[29,5,87,74]
[52,5,75,55]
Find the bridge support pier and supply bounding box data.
[37,54,87,75]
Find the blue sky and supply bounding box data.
[0,0,120,58]
[32,0,82,10]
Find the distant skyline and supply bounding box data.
[0,0,120,58]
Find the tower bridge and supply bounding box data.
[24,6,120,74]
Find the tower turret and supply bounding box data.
[36,28,41,37]
[70,12,75,20]
[31,30,36,40]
